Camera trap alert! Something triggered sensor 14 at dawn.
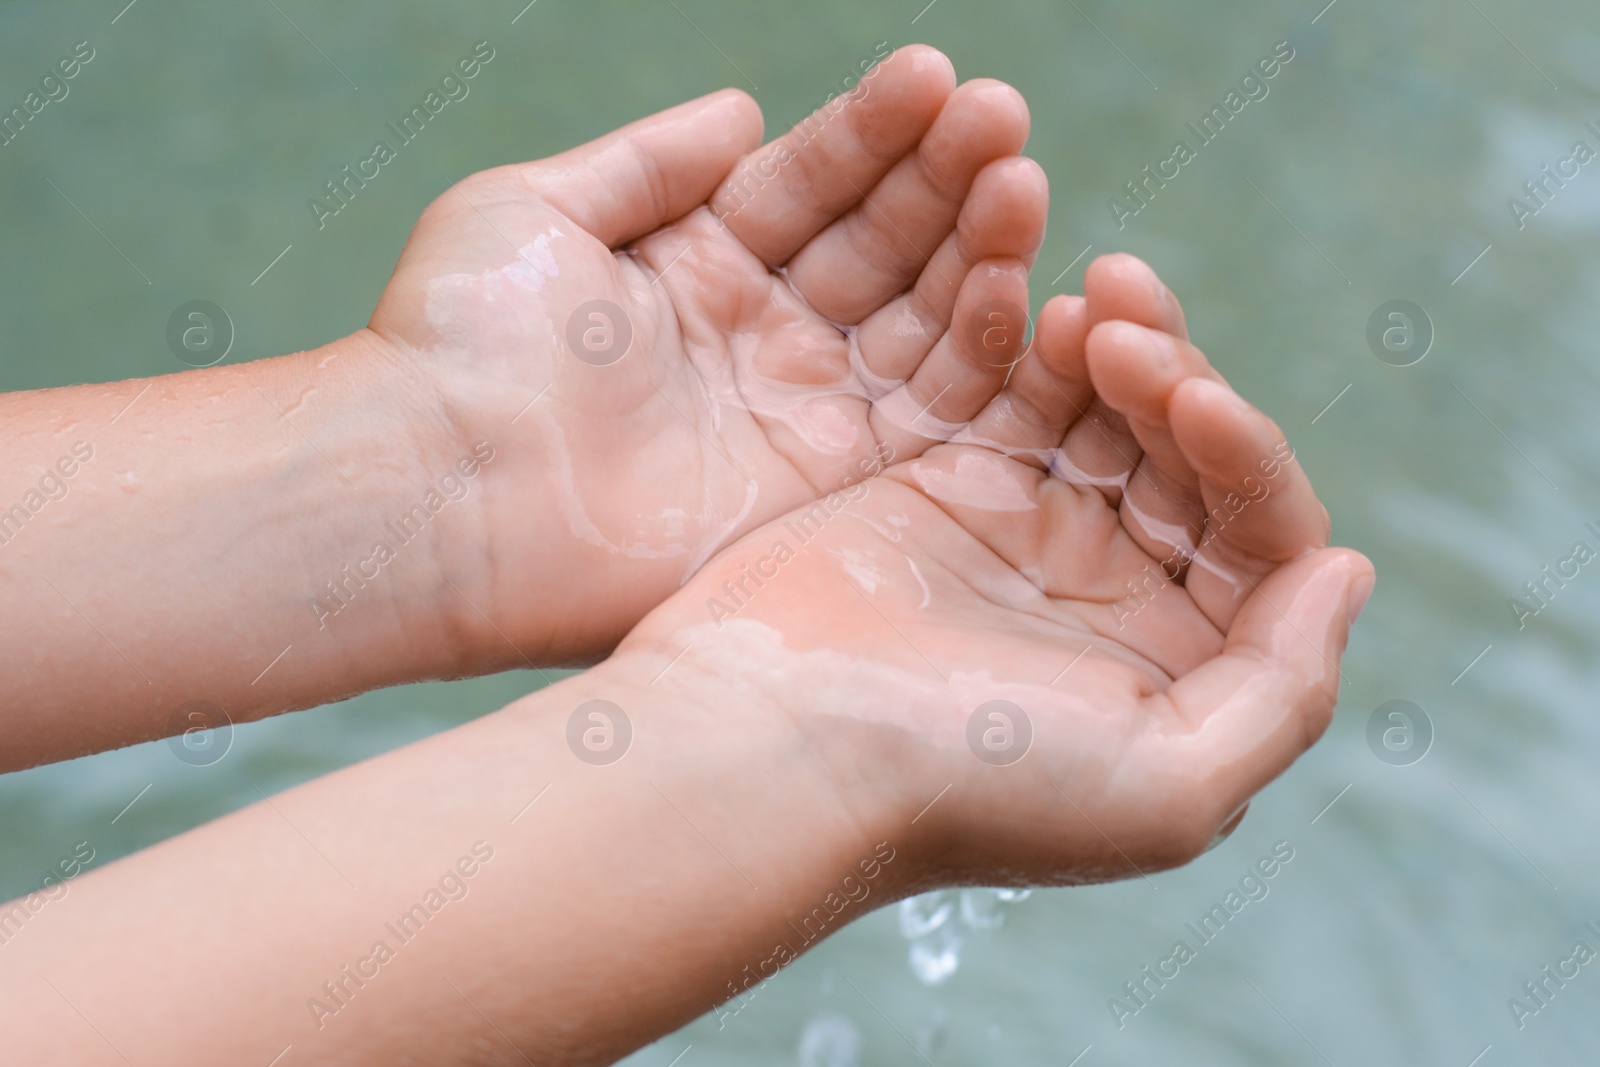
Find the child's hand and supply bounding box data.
[367,45,1046,666]
[617,254,1374,884]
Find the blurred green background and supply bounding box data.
[3,0,1599,1062]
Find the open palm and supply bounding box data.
[366,47,1050,664]
[624,255,1373,883]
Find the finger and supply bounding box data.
[1083,252,1188,341]
[1169,377,1331,628]
[1051,252,1197,507]
[869,259,1029,458]
[964,294,1093,461]
[1086,321,1228,565]
[710,45,956,267]
[1142,548,1373,845]
[1054,397,1142,508]
[851,156,1048,389]
[784,79,1031,323]
[514,89,764,249]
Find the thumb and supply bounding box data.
[517,89,764,248]
[1145,546,1374,830]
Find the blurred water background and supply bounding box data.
[3,0,1599,1062]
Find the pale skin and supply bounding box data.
[0,45,1372,1067]
[0,45,1043,769]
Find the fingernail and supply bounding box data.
[1346,570,1375,626]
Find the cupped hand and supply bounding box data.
[367,45,1048,666]
[620,254,1374,887]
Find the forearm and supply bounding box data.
[0,653,900,1066]
[0,330,481,769]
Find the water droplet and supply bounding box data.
[898,890,955,939]
[908,923,964,986]
[959,888,1007,931]
[798,1012,861,1067]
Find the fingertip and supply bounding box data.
[535,88,770,247]
[1041,291,1085,319]
[1087,317,1164,356]
[867,46,958,127]
[1249,547,1362,693]
[701,87,765,148]
[891,43,959,93]
[1023,294,1088,383]
[979,155,1049,206]
[1085,252,1184,337]
[1015,154,1048,196]
[950,77,1032,142]
[1036,294,1086,346]
[1292,547,1367,637]
[1167,378,1252,458]
[1085,320,1167,389]
[1340,549,1376,626]
[1159,546,1365,820]
[1295,550,1371,739]
[1084,251,1154,296]
[957,157,1049,261]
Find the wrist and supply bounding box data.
[418,650,918,1059]
[283,328,494,682]
[584,641,926,902]
[605,582,1026,899]
[405,331,683,672]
